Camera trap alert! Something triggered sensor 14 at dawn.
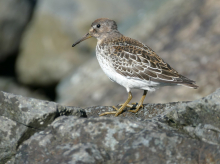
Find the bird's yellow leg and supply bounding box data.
[99,92,132,117]
[128,90,148,113]
[118,90,148,110]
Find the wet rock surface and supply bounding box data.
[0,88,220,164]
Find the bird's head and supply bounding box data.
[72,18,118,47]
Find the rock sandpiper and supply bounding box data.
[72,18,198,116]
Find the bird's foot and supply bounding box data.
[128,103,143,113]
[99,92,133,117]
[99,103,143,116]
[118,102,138,108]
[99,105,126,116]
[118,102,143,113]
[99,110,117,116]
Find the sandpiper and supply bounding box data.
[72,18,198,117]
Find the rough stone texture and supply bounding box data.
[57,0,220,107]
[15,116,220,164]
[1,88,220,163]
[0,0,36,60]
[166,90,220,145]
[0,116,25,164]
[0,91,85,164]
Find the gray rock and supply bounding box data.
[0,0,36,60]
[84,89,220,146]
[0,116,25,164]
[15,115,220,164]
[0,88,219,163]
[166,88,220,145]
[0,91,85,164]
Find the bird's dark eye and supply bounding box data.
[96,24,100,28]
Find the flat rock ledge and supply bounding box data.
[0,89,220,164]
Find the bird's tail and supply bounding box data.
[178,75,198,89]
[181,83,198,89]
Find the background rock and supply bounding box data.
[0,88,219,163]
[0,0,39,100]
[0,0,36,60]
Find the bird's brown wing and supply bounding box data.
[109,42,197,88]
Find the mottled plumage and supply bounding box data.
[72,18,198,116]
[97,36,197,89]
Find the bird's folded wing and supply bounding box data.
[110,45,196,85]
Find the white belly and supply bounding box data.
[96,45,158,92]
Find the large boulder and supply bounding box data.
[0,88,220,163]
[0,91,84,164]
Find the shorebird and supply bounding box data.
[72,18,198,117]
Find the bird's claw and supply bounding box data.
[117,102,143,113]
[128,104,143,113]
[112,106,119,111]
[99,106,120,116]
[118,102,138,108]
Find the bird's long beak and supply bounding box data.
[72,33,92,47]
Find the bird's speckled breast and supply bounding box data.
[95,44,158,92]
[96,44,116,81]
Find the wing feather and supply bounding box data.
[103,36,197,88]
